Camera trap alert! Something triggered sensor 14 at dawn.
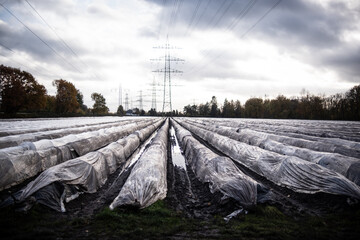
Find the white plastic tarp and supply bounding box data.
[110,120,169,209]
[172,120,258,208]
[183,119,360,185]
[176,119,360,199]
[0,119,160,191]
[6,119,164,212]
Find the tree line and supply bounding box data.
[1,64,359,120]
[183,85,360,121]
[0,65,109,117]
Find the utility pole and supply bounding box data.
[152,37,184,113]
[118,84,122,106]
[139,90,143,111]
[124,92,129,111]
[151,77,157,111]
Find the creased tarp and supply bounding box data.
[0,119,142,149]
[2,119,164,212]
[0,119,159,191]
[172,120,258,208]
[184,119,360,186]
[194,118,360,142]
[110,120,169,209]
[0,116,141,137]
[193,118,360,159]
[176,119,360,199]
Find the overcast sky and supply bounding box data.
[0,0,359,112]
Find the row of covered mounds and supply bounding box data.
[0,118,159,191]
[110,119,169,209]
[191,118,360,158]
[183,118,360,186]
[0,118,145,149]
[175,118,360,200]
[171,119,261,209]
[0,118,165,212]
[0,116,128,137]
[204,118,360,142]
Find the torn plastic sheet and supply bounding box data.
[183,119,360,185]
[110,120,169,209]
[0,119,158,191]
[0,119,164,212]
[172,120,259,209]
[176,119,360,200]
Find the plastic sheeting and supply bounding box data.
[3,119,164,212]
[0,116,142,136]
[192,118,360,159]
[171,120,258,208]
[176,119,360,199]
[183,119,360,185]
[110,120,169,209]
[0,119,159,191]
[194,118,360,142]
[0,119,145,149]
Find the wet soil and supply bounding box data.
[0,120,359,239]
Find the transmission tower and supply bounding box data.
[139,90,143,110]
[118,84,122,106]
[124,92,129,111]
[151,77,157,111]
[152,38,184,113]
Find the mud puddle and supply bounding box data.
[166,122,241,220]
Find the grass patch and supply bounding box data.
[210,205,360,240]
[0,202,359,239]
[93,200,194,239]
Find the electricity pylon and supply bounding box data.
[152,37,184,113]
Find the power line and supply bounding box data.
[152,37,184,113]
[24,0,102,81]
[204,0,227,29]
[0,41,60,78]
[187,0,282,76]
[185,0,203,36]
[240,0,282,38]
[189,0,212,36]
[213,0,236,28]
[186,0,258,74]
[0,3,82,73]
[157,0,167,39]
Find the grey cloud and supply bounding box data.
[146,0,359,84]
[322,45,360,83]
[0,20,83,73]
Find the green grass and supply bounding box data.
[93,200,194,239]
[0,202,359,239]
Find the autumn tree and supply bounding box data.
[45,95,56,113]
[234,100,243,118]
[222,99,235,118]
[0,65,47,114]
[210,96,220,117]
[117,105,125,116]
[91,92,109,115]
[76,89,87,113]
[198,102,210,116]
[346,85,360,120]
[244,98,264,118]
[53,79,79,114]
[183,104,198,116]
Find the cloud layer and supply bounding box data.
[0,0,359,111]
